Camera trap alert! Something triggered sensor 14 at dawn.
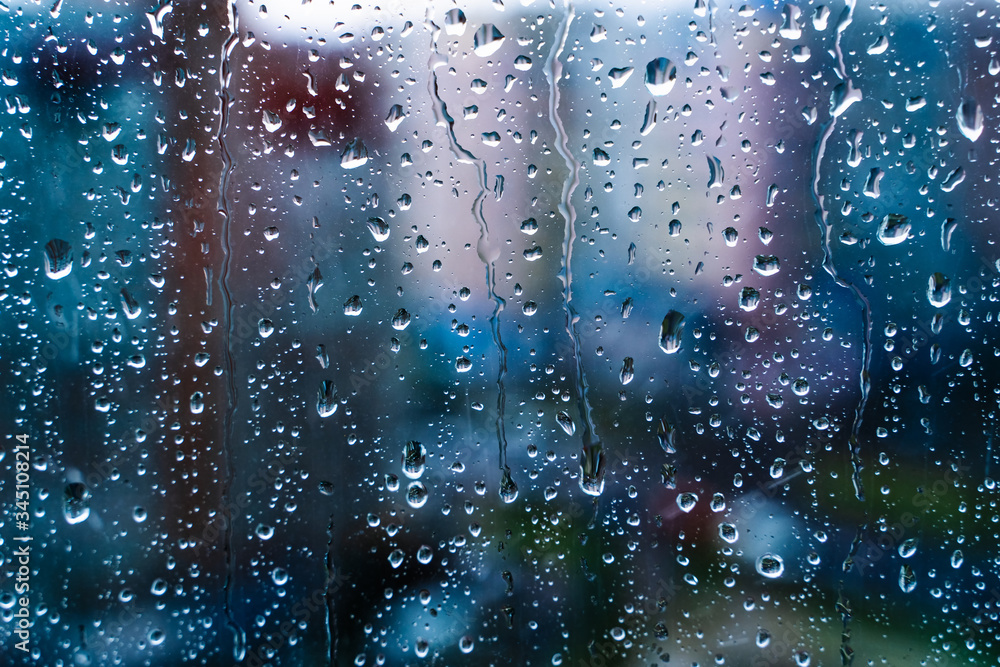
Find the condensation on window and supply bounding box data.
[2,0,999,665]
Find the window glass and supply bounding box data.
[3,1,999,665]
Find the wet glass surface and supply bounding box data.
[2,1,1000,665]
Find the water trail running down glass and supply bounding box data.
[809,0,870,504]
[547,3,603,496]
[425,15,512,492]
[216,2,245,661]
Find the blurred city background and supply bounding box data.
[1,0,999,665]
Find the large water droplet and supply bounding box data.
[317,380,338,417]
[343,295,363,316]
[403,440,425,479]
[753,255,780,276]
[499,467,518,503]
[927,273,951,308]
[444,8,467,36]
[658,310,685,354]
[44,239,73,279]
[340,138,369,169]
[556,411,575,435]
[739,287,760,312]
[899,564,917,593]
[391,308,411,330]
[644,57,677,95]
[366,216,390,242]
[406,481,428,508]
[64,483,91,524]
[473,24,505,57]
[676,492,698,513]
[579,444,605,496]
[877,214,910,246]
[756,553,784,579]
[608,66,634,88]
[956,98,984,142]
[719,523,738,543]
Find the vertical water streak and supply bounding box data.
[547,5,600,453]
[425,15,510,476]
[325,511,338,663]
[810,0,870,503]
[216,2,245,661]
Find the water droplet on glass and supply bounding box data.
[927,273,951,308]
[877,214,910,246]
[44,239,73,279]
[719,523,738,544]
[899,564,917,593]
[608,66,634,88]
[756,553,784,579]
[392,308,411,330]
[579,445,605,496]
[644,57,677,95]
[658,310,685,354]
[64,483,91,524]
[499,468,518,503]
[366,216,390,242]
[676,492,698,513]
[739,287,760,312]
[340,138,369,169]
[956,98,984,142]
[258,318,274,338]
[723,227,739,247]
[262,110,281,133]
[444,8,467,36]
[343,295,363,316]
[407,481,428,508]
[473,24,505,57]
[317,380,338,418]
[619,357,634,385]
[384,104,406,132]
[403,441,425,479]
[556,411,575,435]
[753,255,780,276]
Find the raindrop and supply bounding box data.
[927,273,951,308]
[756,553,784,579]
[406,481,428,508]
[753,255,780,276]
[676,492,698,513]
[644,58,677,95]
[403,441,425,479]
[619,357,635,385]
[899,564,917,593]
[343,295,363,316]
[956,99,984,142]
[556,411,575,435]
[876,214,910,246]
[340,138,369,169]
[64,483,91,524]
[391,308,411,330]
[366,216,390,242]
[739,287,760,312]
[658,310,685,354]
[44,239,73,279]
[473,24,505,57]
[317,380,338,418]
